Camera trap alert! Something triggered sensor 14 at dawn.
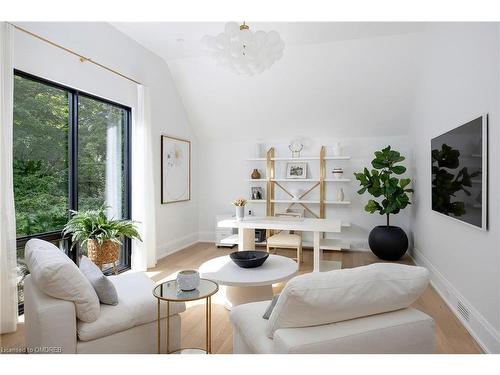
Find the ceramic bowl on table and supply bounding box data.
[230,251,269,268]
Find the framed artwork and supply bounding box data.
[251,187,264,200]
[286,162,308,179]
[161,135,191,204]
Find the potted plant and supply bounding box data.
[354,146,413,260]
[232,198,247,221]
[63,206,141,272]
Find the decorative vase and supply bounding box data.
[251,169,261,179]
[176,270,200,291]
[336,188,344,202]
[235,206,245,221]
[368,226,408,260]
[332,142,342,156]
[332,168,344,180]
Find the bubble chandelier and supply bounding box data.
[202,22,285,76]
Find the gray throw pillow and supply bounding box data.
[262,294,280,320]
[79,256,118,306]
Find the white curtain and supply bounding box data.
[0,22,18,333]
[131,85,157,270]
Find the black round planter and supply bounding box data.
[368,225,408,261]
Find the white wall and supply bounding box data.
[409,23,500,352]
[13,22,199,261]
[198,135,412,247]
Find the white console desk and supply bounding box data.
[217,217,342,272]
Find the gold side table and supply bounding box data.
[153,278,219,354]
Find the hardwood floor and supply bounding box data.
[0,242,483,354]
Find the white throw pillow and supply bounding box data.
[266,263,429,338]
[25,238,100,322]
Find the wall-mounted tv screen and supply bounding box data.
[431,115,487,230]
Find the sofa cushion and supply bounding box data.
[77,272,186,341]
[266,263,429,338]
[79,256,118,306]
[230,300,275,354]
[25,238,100,323]
[77,300,134,341]
[110,272,186,326]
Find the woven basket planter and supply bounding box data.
[87,239,120,271]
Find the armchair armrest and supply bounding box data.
[24,275,77,353]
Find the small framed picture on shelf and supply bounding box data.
[251,187,264,200]
[286,162,307,179]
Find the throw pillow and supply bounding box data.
[262,294,280,320]
[79,256,119,306]
[25,239,100,322]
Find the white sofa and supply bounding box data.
[230,263,435,354]
[24,239,185,354]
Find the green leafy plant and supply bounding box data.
[431,143,479,216]
[354,146,413,226]
[62,206,141,249]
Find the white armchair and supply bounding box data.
[24,239,185,354]
[230,263,435,354]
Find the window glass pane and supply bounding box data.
[77,96,127,219]
[13,75,70,237]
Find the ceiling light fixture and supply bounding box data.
[202,22,285,75]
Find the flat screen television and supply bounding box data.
[431,115,488,230]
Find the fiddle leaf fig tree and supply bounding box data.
[354,146,413,226]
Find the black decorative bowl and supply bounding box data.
[230,251,269,268]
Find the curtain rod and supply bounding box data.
[9,23,142,85]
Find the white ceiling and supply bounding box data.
[111,22,427,61]
[111,22,427,141]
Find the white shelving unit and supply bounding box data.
[242,146,353,252]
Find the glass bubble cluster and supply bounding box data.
[202,22,285,75]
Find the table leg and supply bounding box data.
[313,231,321,272]
[208,296,212,354]
[205,297,209,354]
[238,228,255,251]
[166,301,170,354]
[157,299,160,354]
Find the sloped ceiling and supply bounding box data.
[112,22,426,141]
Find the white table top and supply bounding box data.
[199,254,298,287]
[217,217,342,233]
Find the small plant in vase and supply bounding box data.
[63,206,141,273]
[354,146,413,260]
[232,198,247,221]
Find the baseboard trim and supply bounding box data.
[411,247,500,353]
[156,232,199,260]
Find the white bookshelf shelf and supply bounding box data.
[246,156,351,161]
[271,199,351,205]
[246,178,351,182]
[248,199,266,203]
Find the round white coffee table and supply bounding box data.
[199,254,298,309]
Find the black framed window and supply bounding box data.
[13,70,132,313]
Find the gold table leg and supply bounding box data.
[208,296,212,353]
[166,301,170,354]
[205,297,209,353]
[157,299,161,354]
